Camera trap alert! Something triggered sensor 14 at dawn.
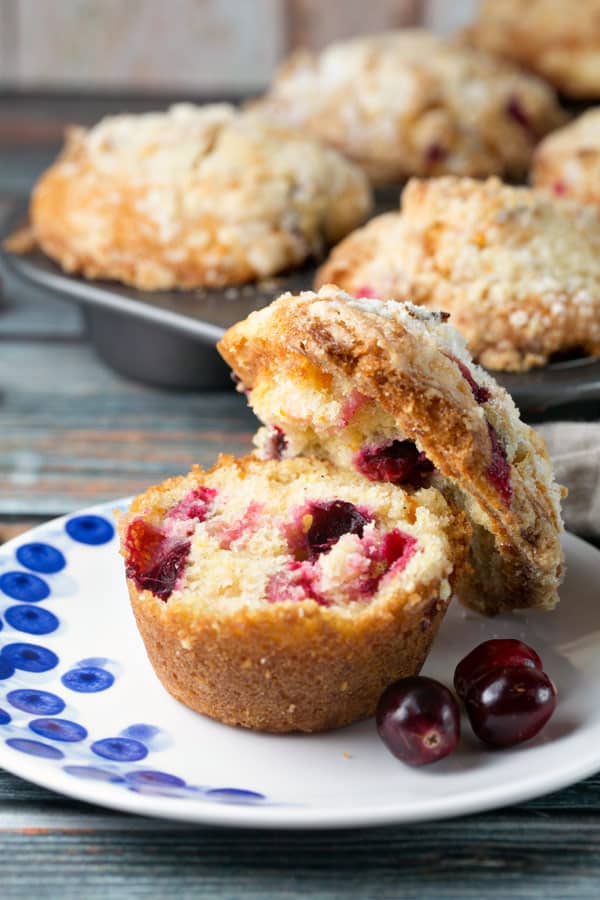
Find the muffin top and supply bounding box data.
[317,176,600,371]
[533,108,600,207]
[466,0,600,98]
[252,30,564,183]
[219,286,565,615]
[27,103,372,290]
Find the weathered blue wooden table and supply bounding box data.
[2,100,600,899]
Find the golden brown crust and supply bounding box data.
[120,455,470,733]
[128,582,448,733]
[219,288,565,616]
[533,109,600,209]
[466,0,600,98]
[316,177,600,372]
[252,30,564,184]
[26,104,371,290]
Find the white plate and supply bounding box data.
[0,501,597,830]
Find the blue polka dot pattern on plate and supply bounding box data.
[6,738,64,760]
[1,642,58,673]
[65,515,115,545]
[63,765,125,783]
[0,571,50,603]
[4,605,59,636]
[125,770,186,788]
[61,666,114,693]
[205,788,266,804]
[91,737,148,762]
[76,657,111,669]
[7,689,65,716]
[29,718,87,743]
[16,542,66,574]
[0,709,11,725]
[0,657,15,680]
[119,723,170,751]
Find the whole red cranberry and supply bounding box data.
[454,639,543,701]
[376,676,460,766]
[465,666,557,748]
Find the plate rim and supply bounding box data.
[0,502,599,830]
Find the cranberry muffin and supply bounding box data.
[22,103,371,290]
[219,286,565,617]
[317,176,600,371]
[466,0,600,99]
[251,30,564,184]
[119,455,469,733]
[533,108,600,208]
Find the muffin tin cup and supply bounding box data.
[2,206,600,409]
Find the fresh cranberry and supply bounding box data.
[486,424,512,506]
[506,96,535,139]
[124,518,190,601]
[465,666,557,748]
[454,639,543,701]
[355,440,434,486]
[445,353,491,404]
[262,425,288,461]
[376,676,460,766]
[378,529,418,574]
[167,487,216,523]
[265,561,328,606]
[305,500,372,559]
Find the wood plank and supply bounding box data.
[0,342,256,514]
[1,811,600,898]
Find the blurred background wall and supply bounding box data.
[0,0,477,93]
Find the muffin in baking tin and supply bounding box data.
[25,103,372,290]
[252,29,564,184]
[533,109,600,208]
[317,176,600,371]
[119,455,469,733]
[465,0,600,99]
[220,286,565,617]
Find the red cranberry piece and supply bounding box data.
[265,561,328,606]
[445,353,491,404]
[355,285,379,299]
[305,500,372,559]
[338,390,368,428]
[263,425,288,461]
[376,676,460,766]
[506,96,535,139]
[425,142,447,165]
[553,180,567,196]
[379,529,418,574]
[355,440,434,486]
[454,639,543,701]
[465,666,557,748]
[124,519,190,601]
[486,424,512,506]
[167,486,216,523]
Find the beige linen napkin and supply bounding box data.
[537,423,600,539]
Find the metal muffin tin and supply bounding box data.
[2,206,600,412]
